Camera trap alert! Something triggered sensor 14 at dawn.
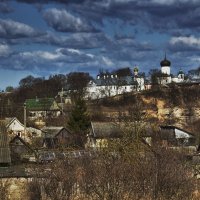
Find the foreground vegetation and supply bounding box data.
[25,145,198,200]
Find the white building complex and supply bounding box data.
[85,67,145,100]
[158,55,185,84]
[59,55,188,101]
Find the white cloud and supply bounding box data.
[191,57,200,62]
[67,48,82,54]
[102,56,114,66]
[170,35,200,47]
[19,50,63,61]
[152,0,199,5]
[86,53,95,58]
[0,19,40,38]
[39,51,62,60]
[0,44,11,56]
[43,8,95,32]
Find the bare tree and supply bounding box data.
[0,180,10,200]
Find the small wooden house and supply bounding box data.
[159,125,196,147]
[0,117,43,141]
[88,122,122,148]
[42,127,73,149]
[9,135,35,163]
[0,117,24,137]
[25,97,61,120]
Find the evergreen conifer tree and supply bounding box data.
[68,98,91,148]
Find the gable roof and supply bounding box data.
[42,126,71,138]
[0,117,24,129]
[9,135,35,153]
[91,122,122,139]
[25,98,60,111]
[43,138,58,149]
[160,125,195,138]
[0,118,13,127]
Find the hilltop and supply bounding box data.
[88,83,200,135]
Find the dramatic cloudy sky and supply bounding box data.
[0,0,200,89]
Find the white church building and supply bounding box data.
[59,55,187,101]
[85,67,145,100]
[158,55,185,85]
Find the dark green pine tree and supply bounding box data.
[68,98,91,148]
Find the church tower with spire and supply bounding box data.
[160,53,171,75]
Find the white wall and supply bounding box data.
[161,66,170,75]
[174,128,192,139]
[8,119,24,133]
[86,84,137,99]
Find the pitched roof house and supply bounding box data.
[0,117,24,137]
[159,125,196,147]
[9,135,35,163]
[42,127,73,149]
[26,98,59,111]
[0,117,43,141]
[88,122,197,151]
[25,97,61,120]
[88,122,122,148]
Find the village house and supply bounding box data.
[42,126,73,149]
[88,122,197,152]
[9,135,35,163]
[159,125,196,150]
[0,117,42,141]
[0,117,24,137]
[88,122,122,148]
[25,97,61,120]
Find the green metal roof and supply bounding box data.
[25,98,59,111]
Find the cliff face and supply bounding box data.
[142,96,200,127]
[90,85,200,134]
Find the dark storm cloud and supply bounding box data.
[1,0,199,77]
[114,35,154,51]
[62,0,200,33]
[0,1,13,13]
[0,19,43,39]
[16,0,88,4]
[0,47,116,75]
[15,0,200,33]
[35,32,112,49]
[43,8,98,33]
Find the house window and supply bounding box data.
[15,141,20,145]
[32,132,37,137]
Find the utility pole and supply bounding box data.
[24,103,26,140]
[61,88,64,114]
[0,98,2,119]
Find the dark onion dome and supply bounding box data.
[178,70,184,75]
[160,56,171,67]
